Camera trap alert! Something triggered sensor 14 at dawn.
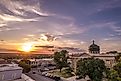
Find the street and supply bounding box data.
[26,72,55,81]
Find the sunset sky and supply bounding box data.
[0,0,121,53]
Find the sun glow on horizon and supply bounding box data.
[20,42,34,52]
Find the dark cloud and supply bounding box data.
[57,47,86,52]
[35,45,54,48]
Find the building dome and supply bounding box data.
[89,40,100,54]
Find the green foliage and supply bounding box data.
[21,59,31,64]
[115,53,121,62]
[76,58,106,81]
[64,67,73,74]
[18,60,31,73]
[50,68,74,78]
[106,51,118,54]
[34,55,53,59]
[113,62,121,78]
[62,68,74,78]
[107,53,121,81]
[54,50,68,72]
[107,69,119,81]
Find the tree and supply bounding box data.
[106,51,118,54]
[54,50,68,72]
[107,53,121,81]
[18,60,31,73]
[21,59,31,65]
[76,58,106,81]
[107,69,120,81]
[113,62,121,78]
[115,53,121,62]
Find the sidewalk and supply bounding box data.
[13,74,34,81]
[21,74,35,81]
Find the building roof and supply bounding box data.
[0,64,22,72]
[89,40,100,50]
[70,53,117,59]
[0,60,11,64]
[91,53,117,57]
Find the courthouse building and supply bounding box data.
[69,40,117,72]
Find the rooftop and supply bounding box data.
[0,59,11,64]
[0,63,22,72]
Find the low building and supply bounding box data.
[29,58,55,66]
[70,53,116,72]
[29,59,41,66]
[0,61,23,81]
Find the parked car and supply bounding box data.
[44,68,49,71]
[32,71,36,74]
[41,72,61,81]
[76,76,82,80]
[41,72,47,76]
[53,76,60,81]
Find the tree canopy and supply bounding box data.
[115,53,121,62]
[54,50,68,72]
[106,51,118,54]
[18,60,31,73]
[106,53,121,81]
[76,58,106,81]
